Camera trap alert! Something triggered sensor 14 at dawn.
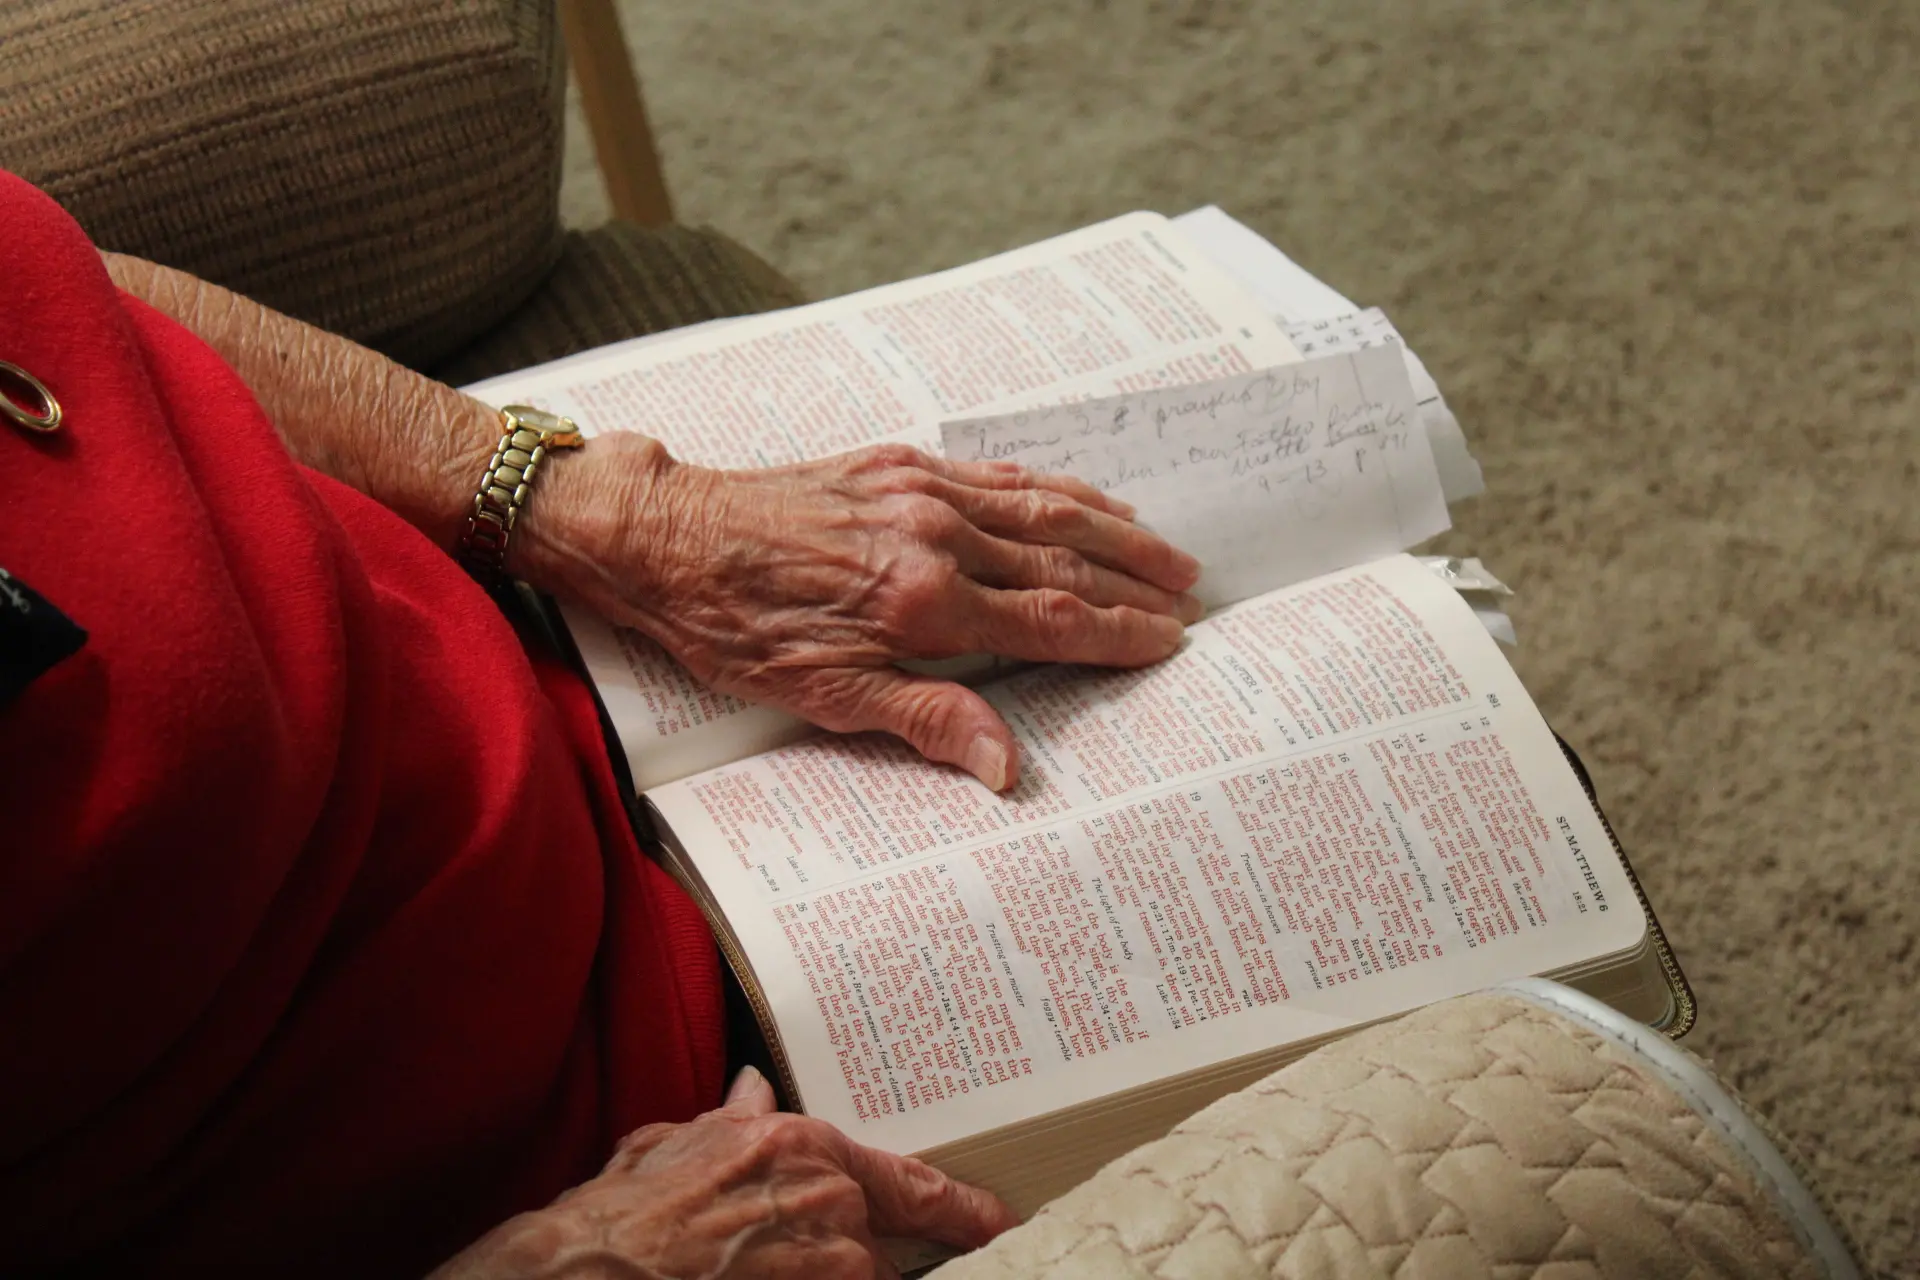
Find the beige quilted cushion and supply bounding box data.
[935,994,1832,1279]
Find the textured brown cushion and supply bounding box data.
[430,218,809,386]
[0,0,565,369]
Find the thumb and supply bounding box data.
[811,668,1020,792]
[717,1065,777,1117]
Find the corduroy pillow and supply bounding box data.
[0,0,566,369]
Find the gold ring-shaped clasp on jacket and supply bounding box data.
[0,360,62,434]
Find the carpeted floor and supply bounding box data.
[563,2,1918,1270]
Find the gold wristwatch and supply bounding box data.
[459,404,585,582]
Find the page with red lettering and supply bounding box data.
[468,212,1302,789]
[647,554,1649,1159]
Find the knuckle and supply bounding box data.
[1037,544,1090,590]
[889,493,961,542]
[859,442,925,472]
[884,554,958,623]
[898,1159,957,1216]
[865,459,936,495]
[1029,488,1086,533]
[602,1122,675,1171]
[742,1112,822,1160]
[614,1120,675,1159]
[614,1122,673,1152]
[890,467,938,495]
[768,1111,823,1141]
[1029,588,1087,631]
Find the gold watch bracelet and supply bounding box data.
[458,405,584,582]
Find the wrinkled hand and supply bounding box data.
[522,436,1202,789]
[432,1068,1018,1280]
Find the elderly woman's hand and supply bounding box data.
[94,254,1198,790]
[522,433,1203,790]
[432,1067,1018,1279]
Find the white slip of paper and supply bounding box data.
[941,344,1452,610]
[1170,208,1483,503]
[1280,308,1485,502]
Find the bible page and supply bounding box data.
[468,212,1300,791]
[647,554,1648,1155]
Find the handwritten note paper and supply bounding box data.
[939,344,1450,608]
[1281,307,1483,501]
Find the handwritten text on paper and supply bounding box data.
[940,345,1451,607]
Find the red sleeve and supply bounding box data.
[0,170,721,1277]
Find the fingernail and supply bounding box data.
[1151,614,1187,648]
[1108,497,1137,519]
[965,735,1009,792]
[726,1065,764,1103]
[1171,550,1202,587]
[1175,592,1205,624]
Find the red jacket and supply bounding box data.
[0,170,723,1277]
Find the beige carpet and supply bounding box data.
[564,2,1919,1270]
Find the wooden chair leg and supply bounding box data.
[559,0,675,226]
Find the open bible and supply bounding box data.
[466,210,1691,1218]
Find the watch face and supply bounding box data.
[502,405,584,446]
[504,405,566,432]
